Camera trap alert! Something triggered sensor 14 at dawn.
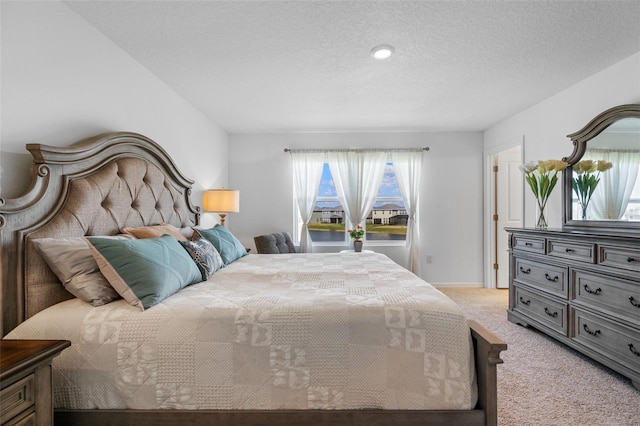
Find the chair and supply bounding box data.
[253,232,297,254]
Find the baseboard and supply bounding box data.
[431,282,485,288]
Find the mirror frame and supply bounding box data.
[562,103,640,234]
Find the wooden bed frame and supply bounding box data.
[0,132,506,426]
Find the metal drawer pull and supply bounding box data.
[545,273,559,282]
[519,266,531,274]
[583,285,601,295]
[630,296,640,308]
[544,307,558,318]
[583,324,601,337]
[565,248,574,253]
[525,242,533,247]
[629,343,640,357]
[627,257,637,263]
[519,297,531,306]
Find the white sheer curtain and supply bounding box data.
[291,151,325,253]
[327,151,387,238]
[391,151,423,275]
[586,149,640,220]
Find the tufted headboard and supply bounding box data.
[0,132,200,336]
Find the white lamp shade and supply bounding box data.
[202,189,240,213]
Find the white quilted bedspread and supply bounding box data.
[6,253,477,410]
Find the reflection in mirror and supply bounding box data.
[570,117,640,221]
[563,105,640,232]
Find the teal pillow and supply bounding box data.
[85,235,202,310]
[195,225,247,265]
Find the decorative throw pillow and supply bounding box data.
[32,236,131,306]
[121,223,188,241]
[85,234,202,310]
[193,225,247,265]
[179,238,224,281]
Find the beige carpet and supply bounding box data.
[437,287,639,426]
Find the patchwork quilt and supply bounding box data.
[6,252,477,410]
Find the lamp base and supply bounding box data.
[219,213,227,227]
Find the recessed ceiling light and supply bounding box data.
[370,45,394,60]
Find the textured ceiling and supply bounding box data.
[64,1,640,133]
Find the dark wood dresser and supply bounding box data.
[1,340,70,426]
[506,228,640,390]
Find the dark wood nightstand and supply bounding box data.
[1,340,70,426]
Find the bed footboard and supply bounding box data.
[55,322,506,426]
[469,319,507,426]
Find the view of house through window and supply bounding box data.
[305,163,407,243]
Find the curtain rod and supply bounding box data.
[284,147,429,153]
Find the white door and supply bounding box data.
[495,146,523,288]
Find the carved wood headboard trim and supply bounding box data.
[0,132,200,336]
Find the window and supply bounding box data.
[368,163,407,241]
[307,163,346,242]
[624,180,640,220]
[304,163,407,243]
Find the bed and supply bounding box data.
[0,132,506,425]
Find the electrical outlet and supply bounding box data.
[425,254,433,263]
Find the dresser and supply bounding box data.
[0,340,70,426]
[506,228,640,390]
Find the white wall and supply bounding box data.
[0,0,228,224]
[6,1,635,289]
[484,51,640,228]
[228,131,484,286]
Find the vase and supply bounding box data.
[536,202,548,229]
[580,202,589,220]
[353,240,363,252]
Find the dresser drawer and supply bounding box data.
[573,308,640,372]
[512,235,546,254]
[548,239,595,263]
[598,244,640,273]
[0,374,34,423]
[4,410,36,426]
[573,270,640,326]
[513,285,568,334]
[514,258,568,298]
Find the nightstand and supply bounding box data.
[1,340,70,426]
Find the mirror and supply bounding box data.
[562,104,640,233]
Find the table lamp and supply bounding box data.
[202,189,239,226]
